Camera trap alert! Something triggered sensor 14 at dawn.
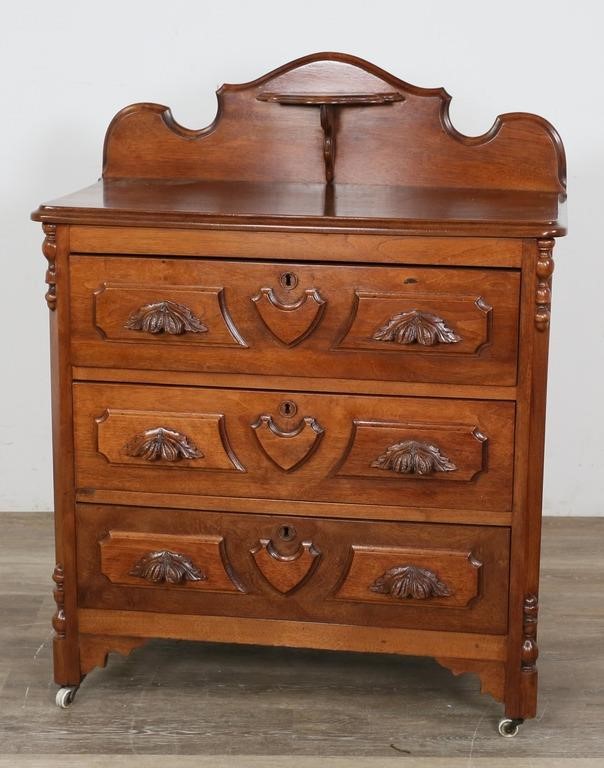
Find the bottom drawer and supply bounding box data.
[76,504,510,634]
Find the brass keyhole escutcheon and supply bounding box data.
[279,400,297,418]
[280,271,298,290]
[278,524,296,542]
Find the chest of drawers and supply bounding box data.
[32,53,566,734]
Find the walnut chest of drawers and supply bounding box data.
[32,53,566,733]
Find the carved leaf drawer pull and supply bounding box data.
[124,427,204,462]
[371,439,456,475]
[372,309,461,345]
[370,565,452,600]
[129,550,207,584]
[125,300,208,335]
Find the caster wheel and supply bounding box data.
[498,717,523,737]
[55,686,78,708]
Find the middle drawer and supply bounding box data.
[74,383,515,515]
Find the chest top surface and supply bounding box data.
[32,52,566,238]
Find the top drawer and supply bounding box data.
[70,255,520,386]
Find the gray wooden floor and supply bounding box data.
[0,514,603,767]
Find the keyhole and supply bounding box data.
[279,400,297,418]
[404,277,418,284]
[280,271,298,290]
[278,524,296,542]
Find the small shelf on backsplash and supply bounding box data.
[256,92,405,105]
[256,91,405,183]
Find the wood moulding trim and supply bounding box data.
[74,489,513,527]
[71,366,519,401]
[335,292,493,359]
[521,594,539,673]
[51,564,66,639]
[78,609,508,661]
[505,240,548,719]
[79,634,148,676]
[435,657,506,702]
[535,238,555,331]
[95,408,245,473]
[33,208,567,238]
[42,223,57,310]
[335,419,488,484]
[49,224,82,685]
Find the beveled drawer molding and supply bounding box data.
[335,545,482,609]
[336,420,488,483]
[95,408,245,472]
[337,291,492,355]
[99,530,246,593]
[93,282,246,347]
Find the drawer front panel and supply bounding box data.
[74,383,515,513]
[77,504,510,634]
[99,530,246,593]
[70,256,520,386]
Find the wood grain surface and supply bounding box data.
[74,504,510,635]
[73,383,516,514]
[32,180,567,237]
[34,53,565,189]
[70,255,521,386]
[69,228,525,266]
